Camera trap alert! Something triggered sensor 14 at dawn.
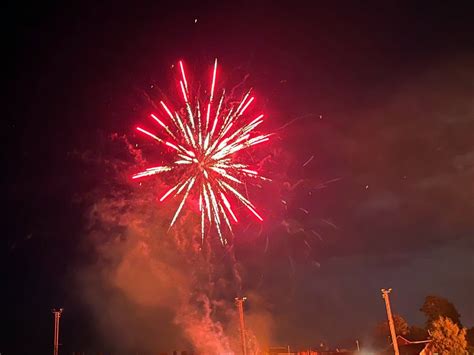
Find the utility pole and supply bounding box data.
[381,289,399,355]
[52,308,63,355]
[235,297,247,355]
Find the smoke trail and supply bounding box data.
[76,133,249,354]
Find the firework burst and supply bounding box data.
[133,59,271,244]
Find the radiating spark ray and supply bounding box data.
[136,127,166,144]
[170,177,196,227]
[180,80,188,102]
[174,113,190,144]
[239,96,254,116]
[202,184,213,224]
[210,90,225,138]
[160,101,174,120]
[165,141,180,151]
[197,101,203,146]
[160,184,180,202]
[200,193,205,243]
[220,192,238,222]
[235,90,251,117]
[133,166,172,179]
[210,58,217,102]
[179,60,188,92]
[207,182,225,244]
[205,103,212,132]
[219,180,263,221]
[219,201,233,234]
[303,155,314,167]
[150,114,177,139]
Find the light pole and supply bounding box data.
[381,289,399,355]
[235,297,247,355]
[52,308,63,355]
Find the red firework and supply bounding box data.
[133,59,270,244]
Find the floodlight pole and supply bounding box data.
[381,289,399,355]
[235,297,248,355]
[52,308,63,355]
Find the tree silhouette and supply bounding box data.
[420,295,461,328]
[374,314,409,346]
[466,327,474,348]
[429,316,467,354]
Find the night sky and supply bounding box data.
[3,1,474,354]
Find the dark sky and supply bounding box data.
[3,1,474,353]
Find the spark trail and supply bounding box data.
[133,59,271,244]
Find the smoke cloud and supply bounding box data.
[75,134,275,354]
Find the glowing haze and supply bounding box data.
[133,59,271,244]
